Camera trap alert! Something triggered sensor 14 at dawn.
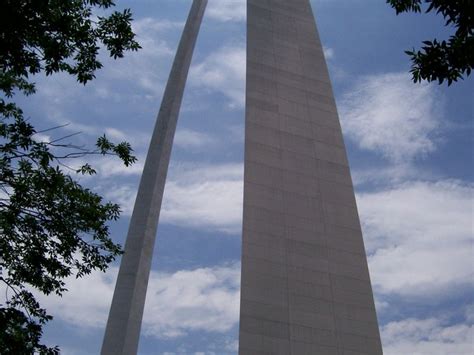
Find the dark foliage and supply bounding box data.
[387,0,473,85]
[0,0,140,95]
[0,305,57,354]
[0,0,140,353]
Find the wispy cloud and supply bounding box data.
[38,263,241,339]
[105,162,244,234]
[37,267,116,329]
[190,45,246,108]
[143,263,240,338]
[27,16,180,129]
[357,180,473,298]
[102,17,180,98]
[161,162,244,234]
[174,128,218,149]
[207,0,246,22]
[351,163,436,186]
[132,18,184,33]
[338,69,472,355]
[340,72,443,163]
[323,46,335,60]
[381,317,474,355]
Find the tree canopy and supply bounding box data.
[0,0,140,353]
[387,0,473,85]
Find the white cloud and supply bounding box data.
[31,17,178,122]
[132,18,184,34]
[323,46,334,60]
[39,263,241,339]
[102,184,138,215]
[465,304,474,323]
[38,267,116,329]
[161,162,244,234]
[174,128,217,148]
[351,163,435,186]
[104,127,128,141]
[381,317,474,355]
[58,347,91,355]
[190,45,246,108]
[207,0,246,22]
[143,263,240,338]
[14,16,180,170]
[102,17,180,98]
[104,162,244,234]
[65,154,145,180]
[340,72,443,162]
[357,180,473,297]
[35,18,178,108]
[223,339,239,352]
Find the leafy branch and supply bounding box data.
[387,0,473,85]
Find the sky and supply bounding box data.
[12,0,473,354]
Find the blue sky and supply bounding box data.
[13,0,473,354]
